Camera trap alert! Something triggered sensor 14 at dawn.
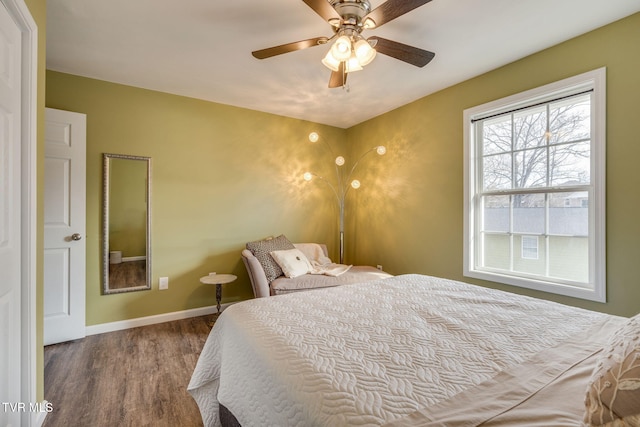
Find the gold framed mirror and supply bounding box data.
[102,153,152,294]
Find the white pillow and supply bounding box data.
[270,249,312,278]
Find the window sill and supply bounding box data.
[463,268,605,303]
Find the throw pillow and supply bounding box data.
[270,249,313,278]
[584,313,640,427]
[246,235,295,283]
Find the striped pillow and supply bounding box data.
[246,235,295,283]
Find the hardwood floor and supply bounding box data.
[43,315,215,427]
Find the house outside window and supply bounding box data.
[463,68,606,302]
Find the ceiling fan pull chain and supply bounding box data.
[342,63,349,92]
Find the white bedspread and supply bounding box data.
[188,274,610,427]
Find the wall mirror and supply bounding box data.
[102,153,152,294]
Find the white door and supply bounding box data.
[0,1,24,424]
[44,108,87,345]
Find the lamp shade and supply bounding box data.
[354,39,376,66]
[321,50,341,72]
[331,35,352,61]
[345,54,363,73]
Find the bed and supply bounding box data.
[188,274,640,427]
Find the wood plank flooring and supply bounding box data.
[43,315,215,427]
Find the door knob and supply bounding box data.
[71,233,82,241]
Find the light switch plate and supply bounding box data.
[159,277,169,290]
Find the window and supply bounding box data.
[463,68,606,302]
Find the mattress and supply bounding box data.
[188,274,622,427]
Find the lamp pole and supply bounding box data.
[304,132,385,264]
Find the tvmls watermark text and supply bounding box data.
[1,402,53,413]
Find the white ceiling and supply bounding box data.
[46,0,640,128]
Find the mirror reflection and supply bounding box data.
[103,153,151,294]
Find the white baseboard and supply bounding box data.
[85,304,232,336]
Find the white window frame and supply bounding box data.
[463,68,606,302]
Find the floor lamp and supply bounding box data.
[303,132,386,264]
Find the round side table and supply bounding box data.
[199,273,237,324]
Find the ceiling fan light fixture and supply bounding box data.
[345,54,363,73]
[354,38,376,66]
[331,35,352,61]
[322,50,341,72]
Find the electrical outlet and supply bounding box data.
[377,265,383,271]
[159,277,169,290]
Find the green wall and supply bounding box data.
[348,12,640,317]
[46,72,346,325]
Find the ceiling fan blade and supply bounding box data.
[369,36,435,67]
[252,37,329,59]
[328,62,346,88]
[302,0,341,22]
[364,0,432,28]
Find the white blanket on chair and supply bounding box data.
[295,243,352,276]
[310,262,352,276]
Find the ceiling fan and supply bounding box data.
[252,0,435,88]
